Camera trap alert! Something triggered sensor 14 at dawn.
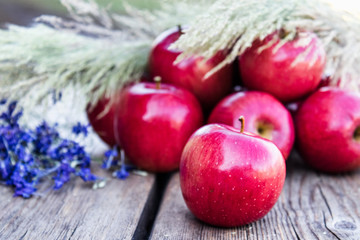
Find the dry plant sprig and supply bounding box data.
[0,24,151,109]
[1,0,359,113]
[0,0,214,111]
[172,0,360,90]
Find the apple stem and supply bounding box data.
[354,126,360,142]
[154,76,162,89]
[279,28,297,40]
[239,116,245,133]
[177,24,183,34]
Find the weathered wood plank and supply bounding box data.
[150,152,360,240]
[0,165,155,240]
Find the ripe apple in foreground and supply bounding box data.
[87,96,119,146]
[116,80,203,172]
[208,91,294,159]
[239,30,326,103]
[295,87,360,173]
[180,118,286,227]
[149,26,233,110]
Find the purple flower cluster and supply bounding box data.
[102,146,134,180]
[72,122,89,137]
[0,100,98,198]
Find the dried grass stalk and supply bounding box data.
[0,0,359,113]
[0,0,213,111]
[173,0,360,90]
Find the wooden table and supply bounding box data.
[0,151,359,240]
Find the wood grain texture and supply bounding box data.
[0,165,155,240]
[150,152,360,240]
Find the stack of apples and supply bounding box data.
[87,27,360,227]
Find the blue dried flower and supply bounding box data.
[53,169,72,190]
[113,166,130,179]
[102,146,119,169]
[0,101,22,127]
[33,121,59,154]
[103,147,132,180]
[51,90,62,104]
[11,162,38,198]
[72,122,89,137]
[0,155,13,180]
[113,164,135,180]
[48,139,96,190]
[0,101,98,198]
[77,167,98,182]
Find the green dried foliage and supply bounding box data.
[0,24,151,109]
[0,0,359,112]
[173,0,360,89]
[0,0,214,110]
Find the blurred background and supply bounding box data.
[0,0,159,25]
[0,0,358,26]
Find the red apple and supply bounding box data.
[239,30,326,103]
[87,96,119,146]
[87,77,149,146]
[295,87,360,172]
[208,91,294,159]
[116,81,203,172]
[180,120,286,227]
[149,26,233,110]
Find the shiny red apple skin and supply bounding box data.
[149,27,233,110]
[87,77,149,146]
[116,82,203,172]
[208,91,295,159]
[239,31,326,103]
[87,96,119,146]
[295,87,360,172]
[180,124,286,227]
